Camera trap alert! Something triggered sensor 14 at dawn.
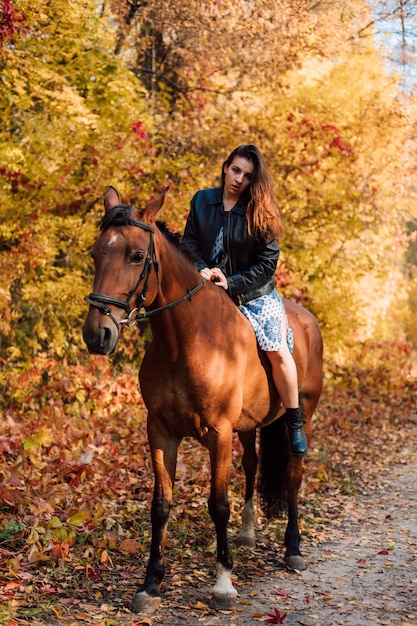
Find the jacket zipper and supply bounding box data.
[226,211,232,276]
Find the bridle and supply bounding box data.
[85,213,205,330]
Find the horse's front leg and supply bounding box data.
[131,422,181,614]
[236,429,257,547]
[207,423,237,609]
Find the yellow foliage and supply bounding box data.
[0,0,415,366]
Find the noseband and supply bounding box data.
[85,212,205,330]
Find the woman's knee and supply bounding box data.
[266,350,288,367]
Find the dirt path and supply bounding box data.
[241,461,417,626]
[124,434,417,626]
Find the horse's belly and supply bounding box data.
[238,386,283,431]
[140,358,281,439]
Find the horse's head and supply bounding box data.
[82,185,168,355]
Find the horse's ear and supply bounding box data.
[142,186,170,221]
[104,186,121,213]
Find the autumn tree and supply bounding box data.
[109,0,314,116]
[0,0,199,365]
[0,0,415,373]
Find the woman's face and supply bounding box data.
[224,156,254,198]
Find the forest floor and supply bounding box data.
[139,458,417,626]
[3,418,417,626]
[1,357,417,626]
[93,427,417,626]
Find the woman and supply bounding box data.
[182,144,307,457]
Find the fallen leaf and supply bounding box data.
[100,549,109,563]
[195,601,209,609]
[265,608,287,624]
[119,538,140,554]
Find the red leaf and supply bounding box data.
[39,583,57,594]
[265,608,287,624]
[131,120,149,141]
[378,550,389,555]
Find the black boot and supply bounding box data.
[285,407,308,458]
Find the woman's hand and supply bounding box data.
[199,267,228,290]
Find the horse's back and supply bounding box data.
[285,298,323,360]
[284,299,323,432]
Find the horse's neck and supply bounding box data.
[149,242,224,354]
[151,241,202,317]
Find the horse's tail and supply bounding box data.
[258,417,289,519]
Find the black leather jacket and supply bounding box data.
[182,187,279,305]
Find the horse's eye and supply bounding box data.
[131,251,144,264]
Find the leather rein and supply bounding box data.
[84,213,206,330]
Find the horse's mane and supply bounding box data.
[154,220,199,264]
[99,205,198,265]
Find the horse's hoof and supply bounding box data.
[130,591,161,614]
[235,533,256,548]
[211,592,238,610]
[285,554,306,571]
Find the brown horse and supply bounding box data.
[82,186,323,613]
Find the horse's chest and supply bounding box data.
[139,340,275,432]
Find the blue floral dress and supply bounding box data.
[212,228,294,353]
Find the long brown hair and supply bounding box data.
[221,144,284,242]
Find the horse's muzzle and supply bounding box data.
[82,319,119,355]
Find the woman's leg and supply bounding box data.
[265,315,308,457]
[266,348,299,409]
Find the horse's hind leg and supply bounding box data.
[236,430,257,548]
[207,422,237,610]
[284,394,315,571]
[284,454,305,570]
[131,421,181,614]
[258,416,306,570]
